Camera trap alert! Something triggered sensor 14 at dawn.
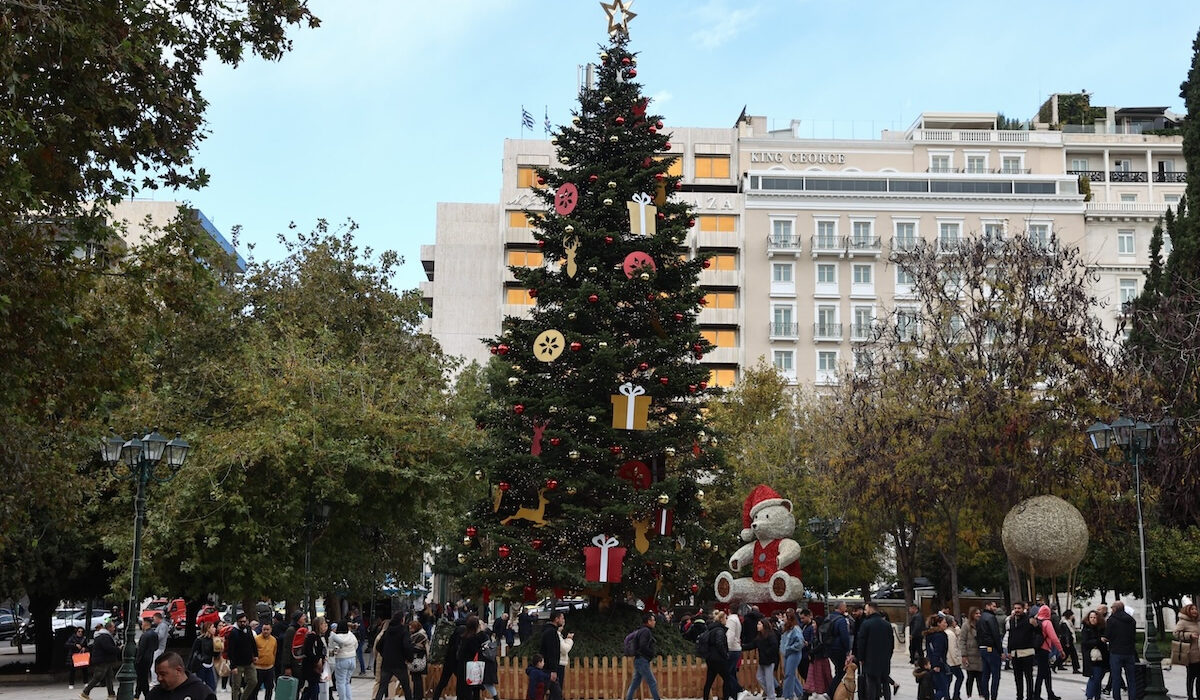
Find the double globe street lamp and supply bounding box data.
[1085,416,1174,700]
[100,429,190,700]
[807,516,843,601]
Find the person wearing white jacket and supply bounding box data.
[559,628,575,694]
[946,617,965,700]
[329,622,360,700]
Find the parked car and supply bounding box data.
[141,598,187,628]
[524,597,588,620]
[51,609,111,632]
[0,613,22,640]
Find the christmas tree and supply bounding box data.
[458,4,723,609]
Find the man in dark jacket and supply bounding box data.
[907,604,926,663]
[81,621,122,699]
[541,612,565,684]
[623,613,660,700]
[828,601,853,695]
[150,651,218,700]
[228,612,259,700]
[280,612,306,678]
[135,618,160,700]
[976,601,1004,700]
[1056,610,1079,673]
[1005,602,1036,700]
[518,609,533,644]
[1106,602,1137,700]
[857,602,895,700]
[374,612,414,700]
[741,605,764,652]
[431,618,464,700]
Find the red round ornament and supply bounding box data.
[489,346,498,355]
[688,384,697,394]
[466,527,477,537]
[499,481,511,491]
[610,446,622,455]
[604,236,614,244]
[549,437,561,446]
[615,116,625,125]
[657,212,666,220]
[537,240,545,248]
[531,539,544,551]
[638,362,649,371]
[648,126,657,135]
[699,297,708,306]
[664,142,672,149]
[693,344,703,353]
[656,120,664,129]
[513,404,524,414]
[690,583,699,594]
[699,381,708,390]
[498,545,511,558]
[528,289,538,298]
[497,344,509,355]
[536,176,546,185]
[627,68,637,77]
[621,57,631,65]
[687,218,696,227]
[675,182,683,190]
[642,157,653,168]
[655,172,664,181]
[702,259,711,268]
[546,479,558,490]
[673,313,684,321]
[570,341,582,352]
[646,293,656,301]
[588,174,598,183]
[588,294,599,303]
[659,377,669,385]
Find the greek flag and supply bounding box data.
[521,107,534,130]
[544,106,552,135]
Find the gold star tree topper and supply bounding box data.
[601,0,636,36]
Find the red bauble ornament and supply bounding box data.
[610,446,622,455]
[657,212,666,220]
[570,341,582,352]
[604,236,614,244]
[690,583,700,594]
[489,346,498,355]
[499,481,511,491]
[688,384,697,394]
[513,404,524,414]
[528,289,538,298]
[642,157,653,168]
[699,381,708,390]
[648,126,657,135]
[621,57,631,65]
[615,116,625,125]
[659,377,669,385]
[531,539,544,551]
[687,218,696,227]
[546,479,558,490]
[549,437,561,446]
[628,68,637,77]
[639,362,650,371]
[657,120,664,129]
[699,297,709,306]
[702,259,711,269]
[466,527,478,537]
[675,182,682,190]
[536,176,546,185]
[664,142,672,149]
[673,313,684,321]
[498,545,511,558]
[589,174,598,183]
[655,172,664,181]
[693,343,703,353]
[646,294,656,301]
[588,294,599,303]
[497,344,509,355]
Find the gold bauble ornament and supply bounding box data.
[457,553,468,564]
[603,96,613,105]
[695,490,705,501]
[640,273,650,281]
[548,405,559,413]
[568,312,577,320]
[503,329,513,337]
[463,536,472,546]
[587,415,598,423]
[566,486,577,495]
[473,469,484,480]
[508,377,519,386]
[609,135,619,143]
[657,494,670,505]
[712,544,719,553]
[608,181,617,189]
[603,198,613,206]
[588,266,598,274]
[511,364,522,371]
[568,450,580,460]
[572,116,581,125]
[504,582,514,591]
[710,437,718,447]
[702,539,712,549]
[600,51,609,61]
[550,137,558,145]
[565,225,575,233]
[664,447,676,457]
[598,342,608,348]
[561,156,570,163]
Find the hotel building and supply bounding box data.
[421,105,1183,387]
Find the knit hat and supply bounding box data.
[740,484,789,541]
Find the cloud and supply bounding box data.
[689,1,760,49]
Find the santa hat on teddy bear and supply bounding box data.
[740,484,790,542]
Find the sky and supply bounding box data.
[175,0,1200,292]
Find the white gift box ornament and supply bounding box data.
[627,192,657,236]
[584,534,626,583]
[610,382,650,430]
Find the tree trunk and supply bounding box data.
[29,592,56,672]
[1006,557,1022,605]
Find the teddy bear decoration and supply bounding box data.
[714,484,805,606]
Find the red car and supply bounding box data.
[141,598,187,628]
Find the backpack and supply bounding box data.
[695,627,711,658]
[813,616,835,657]
[1031,619,1046,650]
[623,629,639,657]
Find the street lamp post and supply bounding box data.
[304,502,331,621]
[1086,416,1174,700]
[807,516,844,600]
[100,429,190,700]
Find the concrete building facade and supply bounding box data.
[421,108,1184,386]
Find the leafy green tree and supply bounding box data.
[457,29,722,606]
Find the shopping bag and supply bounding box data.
[72,652,90,668]
[465,654,485,686]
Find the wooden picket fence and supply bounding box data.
[426,653,767,700]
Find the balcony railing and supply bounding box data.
[768,234,802,252]
[890,237,921,254]
[1109,171,1148,183]
[1067,169,1106,182]
[848,236,882,254]
[1154,171,1186,183]
[996,167,1032,175]
[813,323,842,340]
[770,322,799,339]
[811,235,846,255]
[938,238,963,253]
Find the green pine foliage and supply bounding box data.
[460,31,725,605]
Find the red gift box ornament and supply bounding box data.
[653,507,674,536]
[584,534,626,583]
[618,460,652,490]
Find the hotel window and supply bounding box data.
[894,221,917,251]
[516,166,543,188]
[507,250,544,267]
[896,265,915,287]
[1120,193,1138,203]
[851,221,874,246]
[507,211,534,228]
[983,221,1005,243]
[852,306,874,340]
[897,307,919,341]
[698,214,737,232]
[939,222,961,252]
[1119,279,1138,305]
[1001,155,1024,174]
[816,220,839,248]
[505,288,535,305]
[1114,159,1132,172]
[817,351,839,381]
[704,291,737,308]
[707,253,737,271]
[966,154,987,174]
[1118,229,1135,255]
[701,329,737,347]
[1070,158,1089,171]
[1028,223,1050,249]
[772,219,795,245]
[708,367,737,388]
[852,264,872,285]
[930,153,952,173]
[655,156,683,177]
[816,306,838,337]
[816,263,837,285]
[1165,194,1181,206]
[695,155,731,179]
[772,263,793,283]
[773,350,795,374]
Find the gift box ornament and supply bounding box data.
[584,534,626,583]
[627,193,657,236]
[610,382,650,430]
[653,507,674,536]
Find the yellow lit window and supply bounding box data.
[708,368,737,387]
[505,288,535,306]
[695,155,731,179]
[507,211,531,228]
[701,329,737,347]
[655,156,683,177]
[698,215,737,233]
[507,250,544,267]
[707,254,736,271]
[517,166,544,188]
[703,291,737,309]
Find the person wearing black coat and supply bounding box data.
[299,618,328,700]
[701,614,734,700]
[754,617,781,700]
[1081,610,1109,700]
[374,612,415,700]
[135,619,161,700]
[66,626,91,689]
[976,602,1003,700]
[1006,603,1036,700]
[909,605,927,663]
[1105,602,1137,700]
[432,619,465,700]
[457,616,488,700]
[857,603,895,700]
[81,623,122,699]
[541,612,565,684]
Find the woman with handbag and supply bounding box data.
[457,615,488,700]
[1173,603,1200,700]
[329,621,360,700]
[299,617,329,700]
[409,619,429,700]
[960,609,983,700]
[191,622,218,691]
[1081,610,1109,700]
[66,626,90,690]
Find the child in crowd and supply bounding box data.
[526,653,563,700]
